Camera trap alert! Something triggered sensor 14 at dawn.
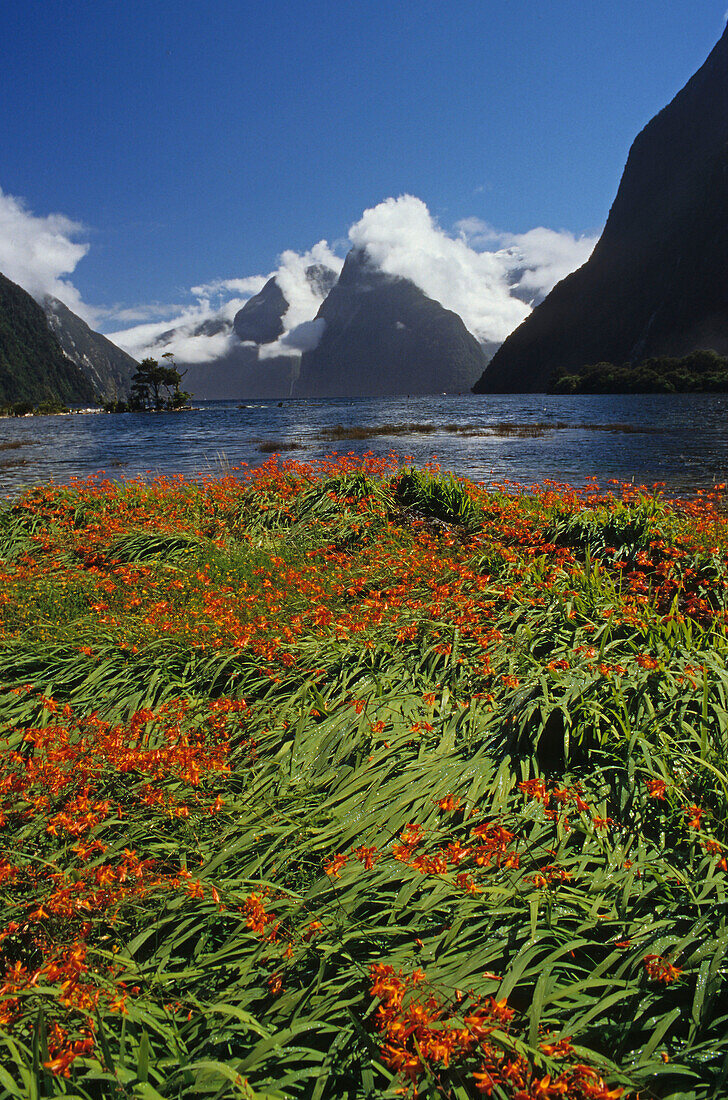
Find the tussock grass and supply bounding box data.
[0,456,727,1097]
[318,422,657,442]
[256,441,303,454]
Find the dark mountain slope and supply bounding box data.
[475,26,728,392]
[232,264,338,345]
[44,297,137,401]
[233,278,288,344]
[296,249,487,397]
[182,345,298,400]
[0,272,95,405]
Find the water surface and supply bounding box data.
[2,394,727,494]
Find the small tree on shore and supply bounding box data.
[130,355,190,411]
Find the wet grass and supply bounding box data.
[0,440,37,452]
[256,440,304,453]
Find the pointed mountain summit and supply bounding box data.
[176,263,340,399]
[232,264,338,345]
[232,277,288,345]
[43,297,137,401]
[474,26,728,392]
[295,249,487,397]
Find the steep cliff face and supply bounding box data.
[296,249,487,397]
[0,272,96,405]
[474,26,728,392]
[44,297,137,400]
[232,264,338,345]
[232,278,288,344]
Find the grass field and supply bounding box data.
[1,453,727,1099]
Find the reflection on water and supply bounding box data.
[1,393,728,495]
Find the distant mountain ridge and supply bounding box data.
[474,25,728,392]
[296,248,488,397]
[0,272,96,406]
[167,264,338,399]
[165,255,490,399]
[44,296,137,400]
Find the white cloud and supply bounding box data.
[255,241,344,358]
[108,297,243,362]
[189,275,267,298]
[455,217,598,304]
[276,241,343,331]
[281,317,327,352]
[349,195,598,343]
[110,240,345,363]
[0,183,596,364]
[100,301,189,324]
[0,187,93,319]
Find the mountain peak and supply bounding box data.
[295,248,486,396]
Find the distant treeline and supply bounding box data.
[551,350,728,394]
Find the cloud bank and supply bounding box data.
[257,241,344,359]
[0,187,92,319]
[109,241,344,364]
[111,199,596,363]
[350,196,597,343]
[0,184,598,363]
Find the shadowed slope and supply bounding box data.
[297,248,487,396]
[0,272,96,405]
[475,25,728,392]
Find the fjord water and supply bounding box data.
[2,393,728,495]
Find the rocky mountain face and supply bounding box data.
[0,272,96,405]
[232,264,338,346]
[44,297,137,401]
[475,26,728,392]
[178,264,338,400]
[232,277,288,344]
[296,249,487,397]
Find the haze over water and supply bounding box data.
[2,394,728,496]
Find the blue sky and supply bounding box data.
[1,0,726,337]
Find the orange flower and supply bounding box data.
[473,1068,496,1094]
[324,852,347,878]
[538,1037,574,1058]
[267,972,283,996]
[354,845,380,869]
[645,778,667,799]
[644,954,682,983]
[518,778,548,803]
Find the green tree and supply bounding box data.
[130,355,190,411]
[161,352,191,408]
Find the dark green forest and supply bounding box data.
[0,273,95,406]
[551,349,728,394]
